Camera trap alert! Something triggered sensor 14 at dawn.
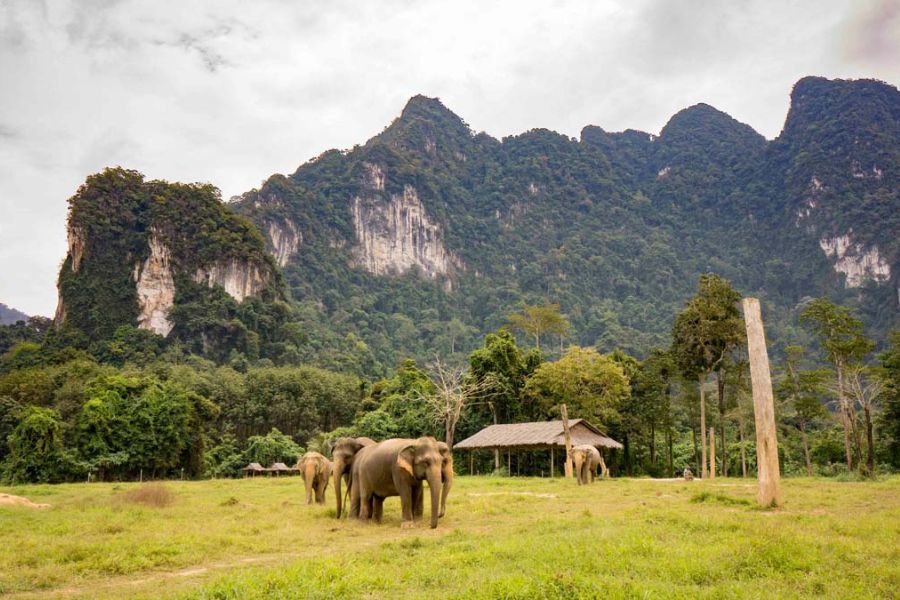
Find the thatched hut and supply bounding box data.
[242,462,266,477]
[267,462,293,476]
[454,419,622,476]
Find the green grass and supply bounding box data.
[1,476,898,599]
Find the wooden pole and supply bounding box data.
[469,451,473,475]
[550,448,555,478]
[561,404,574,478]
[742,298,782,507]
[709,427,716,480]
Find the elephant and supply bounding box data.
[351,436,445,529]
[570,444,603,485]
[331,436,376,518]
[414,440,453,519]
[296,451,333,504]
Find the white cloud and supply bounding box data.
[0,0,897,315]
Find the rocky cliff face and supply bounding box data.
[133,230,176,336]
[819,234,891,288]
[265,219,301,267]
[351,184,459,284]
[193,260,271,302]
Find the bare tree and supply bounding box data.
[421,356,499,448]
[841,366,885,475]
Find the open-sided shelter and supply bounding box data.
[242,462,266,477]
[454,419,622,476]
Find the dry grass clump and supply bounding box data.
[120,483,175,507]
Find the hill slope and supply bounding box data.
[0,303,28,325]
[234,77,900,374]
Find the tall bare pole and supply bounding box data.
[709,427,716,479]
[561,404,573,478]
[742,298,782,507]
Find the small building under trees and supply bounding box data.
[455,419,622,476]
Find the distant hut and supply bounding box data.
[242,462,266,478]
[267,462,293,477]
[454,419,623,476]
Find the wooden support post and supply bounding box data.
[709,427,716,480]
[469,451,473,476]
[507,450,511,475]
[550,448,555,478]
[561,404,574,478]
[743,298,782,507]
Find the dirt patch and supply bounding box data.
[0,493,50,509]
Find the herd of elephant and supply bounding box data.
[295,436,607,530]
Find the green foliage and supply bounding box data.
[878,331,900,468]
[2,406,73,483]
[524,346,630,428]
[243,428,303,467]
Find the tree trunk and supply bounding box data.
[709,427,716,479]
[717,371,727,477]
[692,425,700,475]
[799,418,813,476]
[699,373,708,478]
[667,428,674,477]
[864,405,875,474]
[837,366,853,471]
[650,422,656,467]
[739,415,747,478]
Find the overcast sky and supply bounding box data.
[1,0,898,316]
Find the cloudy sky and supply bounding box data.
[1,0,898,316]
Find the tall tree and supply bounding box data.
[777,345,827,476]
[800,298,873,472]
[878,331,900,469]
[671,274,744,478]
[507,302,570,352]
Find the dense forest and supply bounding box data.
[0,75,898,483]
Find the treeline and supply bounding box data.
[1,276,898,483]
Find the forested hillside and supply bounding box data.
[236,76,900,376]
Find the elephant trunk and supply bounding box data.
[440,464,453,518]
[427,467,441,529]
[304,461,316,504]
[333,457,345,518]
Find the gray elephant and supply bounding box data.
[414,440,453,519]
[351,436,445,529]
[296,451,333,504]
[570,444,604,485]
[331,436,376,518]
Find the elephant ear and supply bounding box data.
[437,442,451,463]
[397,444,416,477]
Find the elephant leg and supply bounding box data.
[373,496,384,523]
[412,483,424,520]
[316,475,328,504]
[399,484,415,529]
[357,483,372,522]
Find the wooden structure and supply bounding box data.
[455,419,622,477]
[743,297,782,507]
[242,462,266,477]
[267,462,294,476]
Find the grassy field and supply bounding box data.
[1,475,898,599]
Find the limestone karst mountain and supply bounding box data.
[233,76,899,373]
[52,76,899,373]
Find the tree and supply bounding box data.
[878,331,900,469]
[421,356,498,447]
[507,302,570,352]
[469,330,539,424]
[801,298,874,471]
[2,406,71,483]
[524,347,630,428]
[671,274,744,478]
[776,345,827,476]
[841,365,884,475]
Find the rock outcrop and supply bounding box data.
[133,230,176,336]
[265,219,301,267]
[193,260,270,302]
[351,185,459,282]
[819,234,891,288]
